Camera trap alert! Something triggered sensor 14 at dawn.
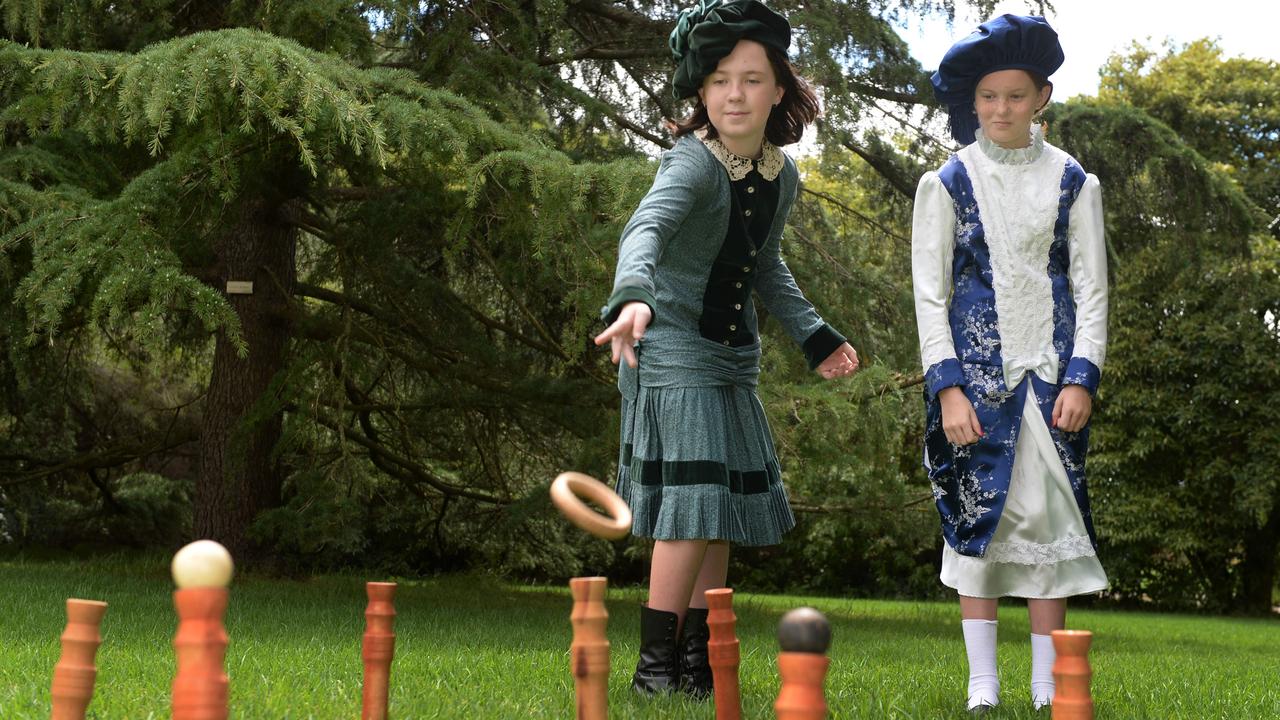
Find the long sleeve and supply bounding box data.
[1063,173,1108,394]
[753,171,846,369]
[601,144,709,323]
[911,171,963,396]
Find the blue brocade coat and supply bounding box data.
[911,128,1108,558]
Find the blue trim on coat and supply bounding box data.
[937,156,1003,369]
[1050,160,1086,362]
[1063,357,1101,395]
[925,358,966,398]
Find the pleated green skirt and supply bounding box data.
[613,339,795,546]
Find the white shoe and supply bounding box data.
[1032,694,1053,711]
[967,689,1000,713]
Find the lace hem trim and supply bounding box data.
[983,535,1095,565]
[697,130,784,181]
[974,125,1045,165]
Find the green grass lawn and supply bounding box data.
[1,555,1277,718]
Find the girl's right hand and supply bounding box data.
[939,386,983,445]
[593,301,652,368]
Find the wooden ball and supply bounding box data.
[778,607,831,654]
[171,540,235,589]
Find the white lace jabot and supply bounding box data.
[697,130,784,181]
[974,125,1045,166]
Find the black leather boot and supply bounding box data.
[678,607,713,698]
[632,605,680,694]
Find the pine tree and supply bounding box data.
[0,8,648,562]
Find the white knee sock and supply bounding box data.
[1031,632,1056,709]
[962,619,1000,709]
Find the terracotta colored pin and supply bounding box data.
[705,588,741,720]
[50,598,109,720]
[171,540,234,720]
[569,577,610,720]
[1052,629,1094,720]
[550,472,632,540]
[362,582,397,720]
[774,607,832,720]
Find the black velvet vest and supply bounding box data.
[698,166,780,346]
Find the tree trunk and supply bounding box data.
[1241,510,1279,615]
[195,187,297,562]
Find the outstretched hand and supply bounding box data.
[1052,385,1092,433]
[593,301,652,368]
[816,343,859,380]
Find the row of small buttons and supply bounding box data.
[711,180,762,346]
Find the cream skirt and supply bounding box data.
[941,384,1109,599]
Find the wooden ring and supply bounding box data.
[550,472,632,540]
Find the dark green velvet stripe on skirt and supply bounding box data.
[613,381,796,546]
[622,451,773,495]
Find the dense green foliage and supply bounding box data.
[0,3,1275,612]
[0,4,654,572]
[3,557,1279,718]
[1099,39,1280,213]
[1054,79,1274,609]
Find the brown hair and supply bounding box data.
[669,44,820,146]
[1030,71,1053,114]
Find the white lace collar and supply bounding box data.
[696,130,784,181]
[974,124,1045,166]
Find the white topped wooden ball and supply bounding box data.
[171,540,234,589]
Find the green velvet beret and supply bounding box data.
[668,0,791,100]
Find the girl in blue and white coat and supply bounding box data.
[912,14,1108,713]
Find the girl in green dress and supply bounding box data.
[594,0,859,698]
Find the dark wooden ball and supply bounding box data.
[777,607,831,654]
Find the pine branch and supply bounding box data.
[612,111,671,148]
[304,406,510,504]
[325,186,391,201]
[293,282,386,323]
[86,467,124,513]
[469,237,573,360]
[846,79,926,106]
[310,397,520,413]
[840,137,919,199]
[278,199,332,239]
[538,45,665,66]
[800,186,909,244]
[295,279,562,359]
[863,96,954,152]
[282,302,549,398]
[896,372,924,389]
[0,424,200,487]
[618,59,675,125]
[0,28,535,180]
[789,227,862,284]
[568,0,668,30]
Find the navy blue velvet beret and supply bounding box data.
[931,14,1064,144]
